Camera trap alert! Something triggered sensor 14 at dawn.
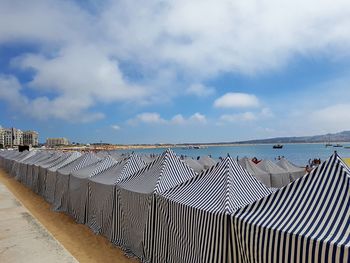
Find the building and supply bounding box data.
[46,138,69,147]
[0,128,23,148]
[23,131,39,147]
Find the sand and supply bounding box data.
[0,168,138,263]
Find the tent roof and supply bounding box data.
[47,152,82,172]
[257,159,289,174]
[276,158,304,173]
[71,155,118,178]
[118,149,196,194]
[239,157,269,176]
[57,152,101,175]
[183,157,204,174]
[197,155,217,168]
[88,153,145,185]
[235,152,350,247]
[162,157,271,213]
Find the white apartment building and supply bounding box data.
[0,128,23,147]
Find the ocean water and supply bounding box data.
[118,143,350,166]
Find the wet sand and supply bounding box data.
[0,169,138,263]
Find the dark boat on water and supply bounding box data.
[333,144,343,148]
[273,144,283,149]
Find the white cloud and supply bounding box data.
[220,112,256,122]
[2,0,350,122]
[214,93,260,108]
[189,112,207,123]
[128,112,207,125]
[186,83,215,97]
[171,114,186,124]
[128,112,166,125]
[310,104,350,132]
[111,124,121,130]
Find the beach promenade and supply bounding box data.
[0,169,137,263]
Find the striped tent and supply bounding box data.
[11,151,37,178]
[9,151,32,177]
[2,150,23,173]
[67,156,118,224]
[117,149,196,260]
[87,153,145,242]
[31,152,63,194]
[276,158,306,181]
[257,159,290,188]
[43,152,81,203]
[239,157,272,187]
[22,151,53,187]
[14,150,40,182]
[233,152,350,263]
[53,153,100,212]
[146,156,271,263]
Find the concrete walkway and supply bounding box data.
[0,182,77,263]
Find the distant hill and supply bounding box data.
[235,131,350,144]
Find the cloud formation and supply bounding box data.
[214,93,260,108]
[186,83,215,97]
[128,112,207,125]
[1,0,350,124]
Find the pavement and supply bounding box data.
[0,181,78,263]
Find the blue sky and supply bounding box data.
[1,0,350,144]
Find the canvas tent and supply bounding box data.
[9,151,31,177]
[145,157,272,263]
[117,149,196,260]
[53,153,100,212]
[87,153,145,242]
[31,152,63,194]
[257,160,290,188]
[233,152,350,263]
[197,155,217,170]
[44,152,81,203]
[67,156,118,224]
[183,157,204,174]
[22,151,53,187]
[239,157,272,187]
[276,158,306,181]
[11,151,37,179]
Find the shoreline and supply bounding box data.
[46,141,350,152]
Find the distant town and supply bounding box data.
[1,126,350,151]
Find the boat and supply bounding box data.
[273,144,283,149]
[333,144,343,148]
[325,143,333,147]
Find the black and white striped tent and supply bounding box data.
[21,151,53,187]
[67,155,118,224]
[87,153,145,242]
[276,158,306,181]
[44,151,82,203]
[11,151,37,178]
[146,156,272,263]
[31,152,63,194]
[9,151,32,177]
[257,159,290,188]
[233,152,350,263]
[239,157,272,187]
[117,149,196,260]
[14,150,41,182]
[53,153,101,212]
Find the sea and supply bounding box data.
[117,143,350,166]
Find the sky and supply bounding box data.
[1,0,350,144]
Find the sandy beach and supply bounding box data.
[0,168,137,263]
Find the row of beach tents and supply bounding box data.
[0,149,349,262]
